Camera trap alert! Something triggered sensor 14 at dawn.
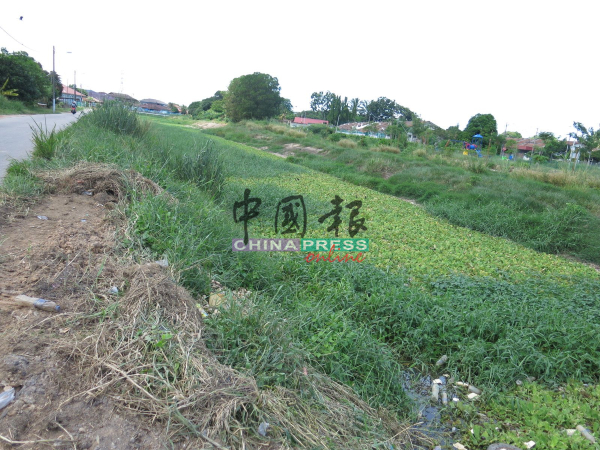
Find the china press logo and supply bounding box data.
[232,189,369,262]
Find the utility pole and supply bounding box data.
[52,46,56,113]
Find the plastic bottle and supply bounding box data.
[0,388,15,410]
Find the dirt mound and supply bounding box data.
[36,162,163,201]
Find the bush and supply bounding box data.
[338,139,357,149]
[30,120,60,159]
[83,101,150,138]
[328,133,343,142]
[413,148,427,157]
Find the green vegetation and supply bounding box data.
[201,120,600,265]
[4,109,600,448]
[225,72,284,122]
[447,381,600,449]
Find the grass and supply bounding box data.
[4,110,600,448]
[200,120,600,265]
[0,95,71,115]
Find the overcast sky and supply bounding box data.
[2,0,598,138]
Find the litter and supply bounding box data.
[431,383,440,402]
[13,294,60,312]
[196,304,209,318]
[524,441,535,449]
[209,293,226,308]
[433,378,442,384]
[565,429,576,436]
[82,191,93,196]
[37,215,48,220]
[453,443,467,450]
[0,388,15,410]
[109,286,119,294]
[576,425,596,444]
[436,355,448,366]
[467,392,479,400]
[258,422,269,437]
[468,385,482,395]
[155,258,169,267]
[442,391,448,405]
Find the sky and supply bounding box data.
[2,0,598,138]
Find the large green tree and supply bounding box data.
[0,48,51,104]
[462,113,498,146]
[224,73,282,122]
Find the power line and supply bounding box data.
[0,23,37,51]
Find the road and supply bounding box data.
[0,112,79,180]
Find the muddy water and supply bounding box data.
[402,369,462,448]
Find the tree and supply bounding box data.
[1,78,18,97]
[365,97,399,121]
[224,72,283,122]
[570,122,600,163]
[462,113,498,147]
[0,48,52,104]
[538,131,567,158]
[188,91,225,118]
[505,131,522,138]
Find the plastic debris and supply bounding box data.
[439,376,447,384]
[516,380,523,386]
[109,286,119,294]
[37,215,48,220]
[456,381,469,388]
[81,219,87,223]
[467,392,479,400]
[433,378,442,384]
[565,429,577,436]
[576,425,596,444]
[453,443,467,450]
[431,383,440,402]
[524,441,535,449]
[258,422,269,437]
[468,385,482,395]
[434,447,442,450]
[436,355,448,366]
[0,388,15,410]
[155,258,169,267]
[452,397,459,402]
[196,304,209,318]
[14,294,60,312]
[442,391,448,405]
[82,191,93,196]
[209,293,226,308]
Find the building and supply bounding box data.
[291,117,329,127]
[59,85,86,105]
[139,98,170,113]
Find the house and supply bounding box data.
[291,117,329,127]
[139,98,170,112]
[59,85,86,105]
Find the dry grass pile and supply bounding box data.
[63,262,419,448]
[35,162,164,200]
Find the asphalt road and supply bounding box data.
[0,112,79,180]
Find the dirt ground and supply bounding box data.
[0,192,183,449]
[187,122,226,130]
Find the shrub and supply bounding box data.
[328,133,343,142]
[30,120,60,159]
[287,129,307,139]
[338,139,357,149]
[83,101,150,138]
[413,148,427,157]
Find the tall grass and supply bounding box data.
[82,101,150,138]
[30,120,60,159]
